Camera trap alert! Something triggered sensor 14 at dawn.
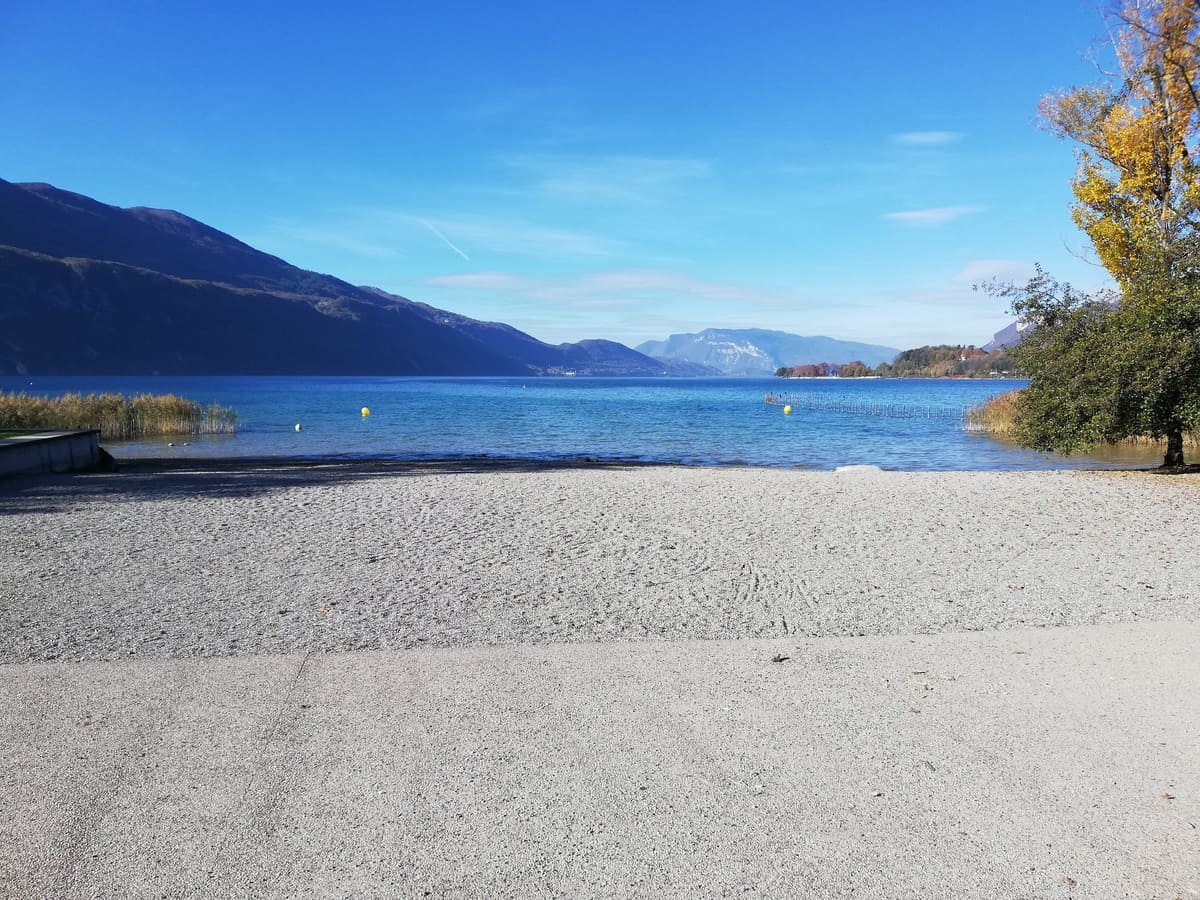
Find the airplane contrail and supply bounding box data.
[421,220,471,261]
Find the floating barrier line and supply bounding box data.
[764,393,972,421]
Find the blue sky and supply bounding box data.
[3,0,1116,348]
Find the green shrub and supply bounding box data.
[966,389,1198,448]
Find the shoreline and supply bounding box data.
[99,451,1191,476]
[109,453,691,474]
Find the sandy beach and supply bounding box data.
[2,463,1198,897]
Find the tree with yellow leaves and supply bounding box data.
[1043,0,1200,283]
[1000,0,1200,466]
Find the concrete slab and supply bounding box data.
[2,622,1197,899]
[0,430,101,477]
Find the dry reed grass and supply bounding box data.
[965,389,1199,447]
[964,390,1021,435]
[0,392,237,441]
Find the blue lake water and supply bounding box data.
[0,375,1164,471]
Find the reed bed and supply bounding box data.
[963,390,1021,435]
[965,390,1199,447]
[764,392,970,420]
[0,392,237,441]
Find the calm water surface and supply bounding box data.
[0,375,1164,471]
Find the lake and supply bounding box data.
[0,375,1165,471]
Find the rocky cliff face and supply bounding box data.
[982,320,1031,352]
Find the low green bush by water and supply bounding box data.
[966,389,1199,448]
[0,392,237,440]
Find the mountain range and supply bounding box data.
[0,178,717,377]
[2,178,905,377]
[637,329,898,376]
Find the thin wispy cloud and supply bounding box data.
[256,220,398,259]
[419,267,901,345]
[951,259,1036,285]
[450,86,621,149]
[779,159,901,178]
[892,131,963,147]
[883,205,986,226]
[251,208,622,278]
[421,220,471,261]
[427,268,794,311]
[569,270,761,302]
[319,208,620,260]
[501,154,711,202]
[422,214,619,258]
[426,272,539,291]
[878,287,993,308]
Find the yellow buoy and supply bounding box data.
[361,406,371,417]
[783,405,792,415]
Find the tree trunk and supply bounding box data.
[1163,427,1185,467]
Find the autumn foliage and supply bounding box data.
[999,0,1200,466]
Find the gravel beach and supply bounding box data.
[2,462,1198,898]
[1,462,1198,663]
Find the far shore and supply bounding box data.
[774,374,1011,380]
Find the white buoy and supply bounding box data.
[295,423,303,432]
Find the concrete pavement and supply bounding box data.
[3,621,1198,898]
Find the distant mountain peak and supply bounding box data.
[637,328,898,375]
